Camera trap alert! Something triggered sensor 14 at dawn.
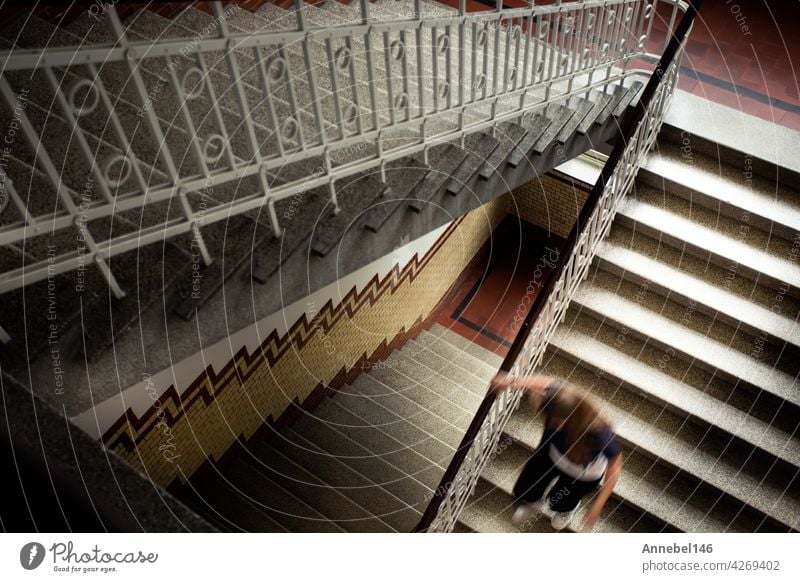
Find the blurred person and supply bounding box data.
[490,373,623,531]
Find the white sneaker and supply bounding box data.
[551,501,580,531]
[512,499,548,524]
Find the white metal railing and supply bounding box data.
[416,0,694,532]
[0,0,677,322]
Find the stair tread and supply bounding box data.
[362,157,429,232]
[612,81,643,117]
[597,241,800,348]
[281,428,423,531]
[402,338,493,396]
[533,359,800,529]
[577,92,613,134]
[618,197,800,289]
[186,472,291,532]
[310,171,388,256]
[409,143,468,212]
[291,411,434,508]
[199,459,346,532]
[507,113,552,168]
[550,326,800,467]
[490,433,757,532]
[556,98,595,143]
[573,284,800,407]
[595,84,626,124]
[317,397,447,489]
[342,371,469,451]
[446,132,501,195]
[478,121,528,180]
[642,142,800,236]
[531,103,573,153]
[246,438,395,532]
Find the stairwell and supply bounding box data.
[0,0,644,416]
[180,323,502,532]
[464,131,800,533]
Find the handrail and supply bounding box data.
[0,0,675,304]
[414,0,701,532]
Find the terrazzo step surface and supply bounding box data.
[616,193,800,294]
[640,139,800,240]
[596,240,800,350]
[537,355,799,530]
[549,325,800,468]
[570,282,800,408]
[185,326,487,531]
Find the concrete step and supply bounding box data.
[640,139,800,241]
[446,132,501,195]
[616,194,800,296]
[538,354,800,530]
[340,370,469,452]
[478,121,528,181]
[603,224,800,330]
[196,457,346,532]
[246,437,396,532]
[571,282,800,409]
[596,239,800,351]
[401,337,494,398]
[362,156,429,232]
[550,324,800,469]
[291,409,434,509]
[277,427,422,531]
[427,323,505,368]
[315,397,446,490]
[408,143,469,213]
[183,470,291,532]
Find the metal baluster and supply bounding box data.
[383,31,397,125]
[414,0,425,120]
[253,46,286,159]
[42,68,114,204]
[295,1,326,150]
[362,0,380,130]
[194,51,238,170]
[431,25,439,111]
[519,10,532,111]
[164,66,211,179]
[324,38,346,136]
[213,2,262,163]
[0,76,125,298]
[445,23,453,112]
[398,30,411,123]
[106,8,212,268]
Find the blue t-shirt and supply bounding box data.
[541,425,621,462]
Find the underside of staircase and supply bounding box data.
[0,0,644,415]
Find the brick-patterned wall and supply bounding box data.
[101,198,507,488]
[508,172,592,238]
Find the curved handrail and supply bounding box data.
[414,0,702,533]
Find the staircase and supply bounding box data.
[180,324,502,532]
[466,132,800,533]
[183,125,800,533]
[0,0,646,408]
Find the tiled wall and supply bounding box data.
[508,172,591,238]
[101,198,507,488]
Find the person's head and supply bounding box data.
[541,382,610,464]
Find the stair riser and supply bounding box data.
[595,255,800,356]
[570,302,799,409]
[660,126,800,192]
[615,212,800,300]
[637,168,798,242]
[548,342,800,472]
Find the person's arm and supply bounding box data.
[489,372,557,396]
[583,452,623,532]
